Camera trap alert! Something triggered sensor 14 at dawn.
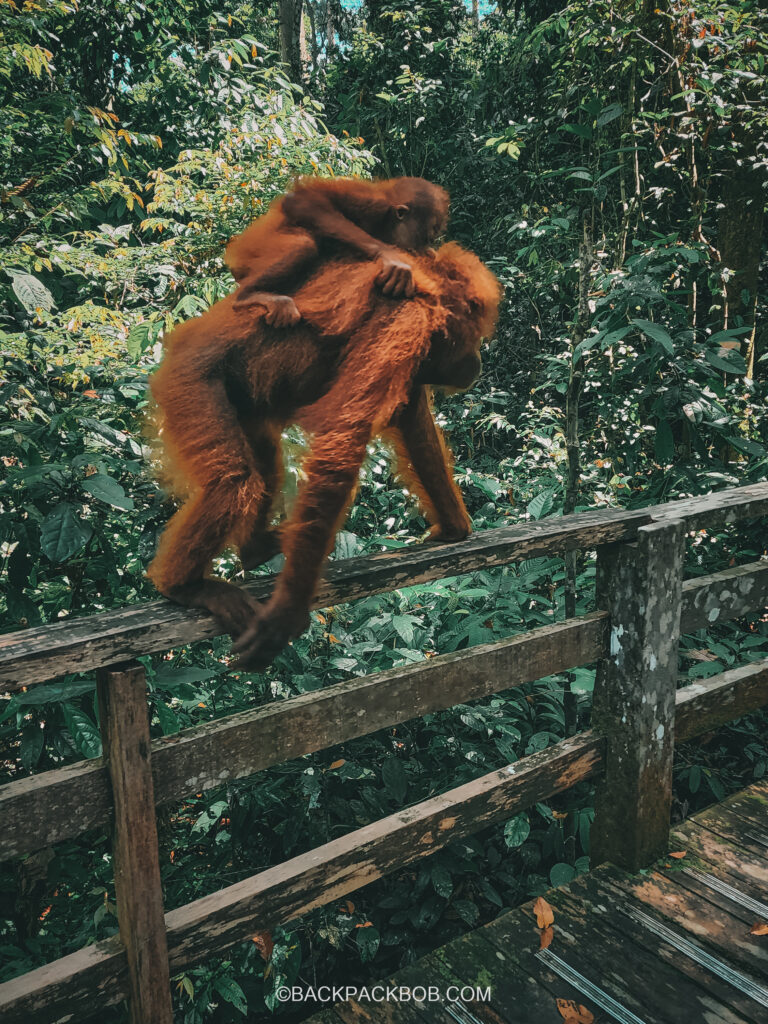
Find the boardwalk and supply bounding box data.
[2,484,767,1022]
[325,780,768,1024]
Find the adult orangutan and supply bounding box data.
[225,176,449,323]
[147,242,501,668]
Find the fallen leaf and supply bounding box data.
[668,851,687,859]
[251,930,273,960]
[533,896,555,929]
[750,921,768,936]
[328,759,345,770]
[556,998,594,1023]
[686,648,719,662]
[540,924,554,950]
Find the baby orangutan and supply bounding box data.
[225,176,449,326]
[148,241,501,669]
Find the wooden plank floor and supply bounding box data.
[313,780,768,1024]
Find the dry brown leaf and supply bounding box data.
[533,896,555,929]
[750,921,768,936]
[328,759,345,770]
[540,924,554,950]
[686,648,719,662]
[251,930,274,960]
[556,998,594,1023]
[668,851,687,859]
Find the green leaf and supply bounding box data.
[11,272,54,312]
[560,125,592,140]
[596,103,622,127]
[504,813,530,848]
[550,862,576,887]
[704,349,746,374]
[707,327,751,345]
[82,473,134,510]
[213,977,247,1015]
[381,757,408,803]
[62,705,102,759]
[453,899,479,926]
[527,488,556,520]
[153,665,221,688]
[40,503,92,563]
[391,614,417,646]
[356,925,380,963]
[431,864,453,898]
[154,699,180,735]
[569,668,595,694]
[726,436,766,457]
[192,800,228,833]
[632,319,674,354]
[12,679,95,706]
[579,808,593,854]
[126,324,150,359]
[20,724,45,769]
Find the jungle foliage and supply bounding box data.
[1,2,767,1021]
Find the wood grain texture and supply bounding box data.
[591,520,686,871]
[1,613,608,861]
[680,559,768,633]
[97,663,173,1024]
[5,548,768,863]
[0,733,601,1021]
[163,733,602,970]
[2,481,767,691]
[676,658,768,742]
[0,935,127,1024]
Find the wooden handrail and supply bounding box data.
[1,482,767,1024]
[2,482,767,690]
[2,560,768,862]
[0,613,608,861]
[0,732,602,1022]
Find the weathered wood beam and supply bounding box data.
[680,560,768,633]
[5,551,768,863]
[163,732,602,969]
[0,733,601,1022]
[96,663,173,1024]
[0,508,650,691]
[0,613,607,861]
[2,482,766,691]
[0,936,126,1024]
[675,658,768,742]
[591,520,686,871]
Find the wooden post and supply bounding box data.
[97,662,173,1024]
[591,520,685,871]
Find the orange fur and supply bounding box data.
[147,239,501,668]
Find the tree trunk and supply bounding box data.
[279,0,305,82]
[718,140,765,373]
[326,1,335,58]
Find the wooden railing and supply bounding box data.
[1,482,768,1023]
